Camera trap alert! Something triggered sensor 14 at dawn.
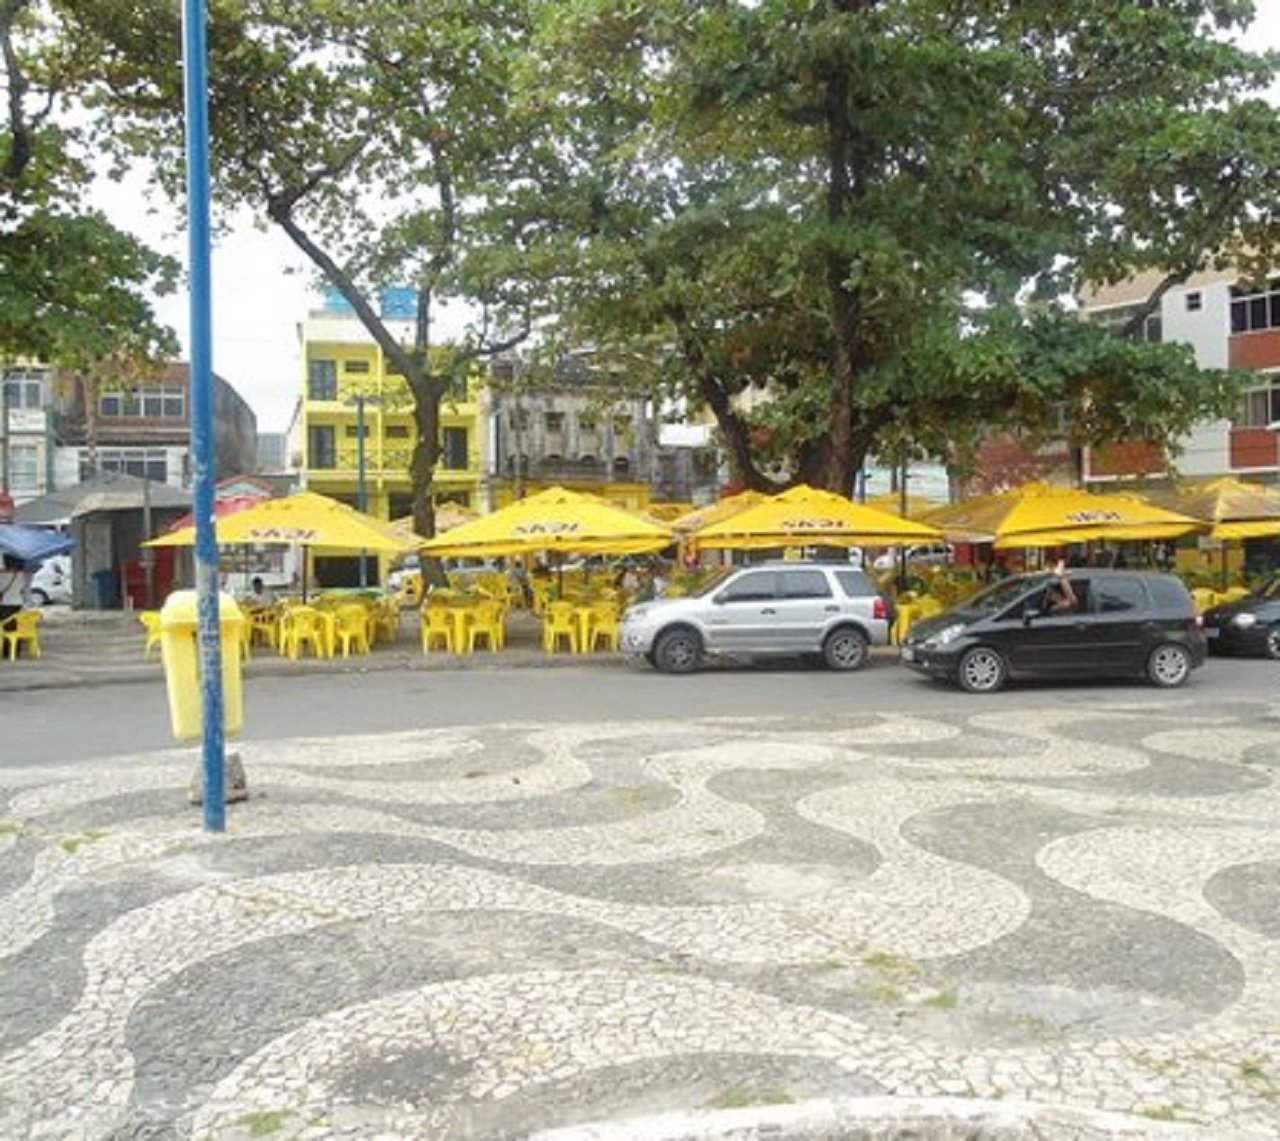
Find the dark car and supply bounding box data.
[901,570,1207,693]
[1202,575,1280,659]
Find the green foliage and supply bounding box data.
[0,0,177,367]
[71,0,548,534]
[530,0,1279,489]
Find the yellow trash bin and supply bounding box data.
[159,590,244,741]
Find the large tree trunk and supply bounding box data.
[816,0,867,496]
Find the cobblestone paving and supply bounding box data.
[1,703,1278,1139]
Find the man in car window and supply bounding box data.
[1044,561,1078,614]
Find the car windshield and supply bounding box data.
[689,566,736,597]
[959,574,1048,616]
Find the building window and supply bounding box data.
[544,411,565,433]
[2,367,49,410]
[1088,304,1162,343]
[1185,292,1202,312]
[97,385,184,419]
[441,426,468,470]
[308,425,336,469]
[1230,283,1280,334]
[385,425,411,439]
[308,359,338,400]
[579,413,597,432]
[612,416,631,437]
[1238,378,1280,428]
[9,442,39,492]
[343,359,371,374]
[82,447,169,482]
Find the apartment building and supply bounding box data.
[1079,269,1280,484]
[487,354,720,512]
[50,361,258,489]
[295,291,486,521]
[1,363,55,504]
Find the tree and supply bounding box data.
[70,0,548,536]
[0,0,177,368]
[532,0,1280,492]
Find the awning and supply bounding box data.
[0,523,75,566]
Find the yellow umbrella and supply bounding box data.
[391,503,476,537]
[417,486,674,558]
[693,484,942,551]
[1149,477,1280,540]
[866,492,946,522]
[672,490,770,533]
[924,482,1201,549]
[146,491,417,553]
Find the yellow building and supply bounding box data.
[296,309,486,524]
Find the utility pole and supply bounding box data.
[356,391,368,587]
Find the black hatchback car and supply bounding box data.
[901,571,1207,693]
[1202,575,1280,659]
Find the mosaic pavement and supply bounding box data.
[1,702,1278,1139]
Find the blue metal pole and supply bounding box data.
[182,0,225,831]
[356,393,367,587]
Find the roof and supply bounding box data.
[15,473,190,524]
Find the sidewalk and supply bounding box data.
[0,606,911,693]
[0,605,629,693]
[2,678,1277,1137]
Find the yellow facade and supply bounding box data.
[298,324,485,523]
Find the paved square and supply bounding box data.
[1,701,1278,1138]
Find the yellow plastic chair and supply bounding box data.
[542,600,580,654]
[467,599,505,653]
[1190,588,1220,613]
[139,611,164,660]
[420,605,456,653]
[333,604,372,657]
[280,606,328,660]
[249,606,281,650]
[915,595,945,620]
[1,610,42,661]
[586,602,620,652]
[891,601,921,646]
[371,597,400,645]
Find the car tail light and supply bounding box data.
[873,597,887,620]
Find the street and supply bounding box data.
[4,651,1277,766]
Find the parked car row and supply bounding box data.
[620,563,1235,694]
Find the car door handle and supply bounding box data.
[824,605,839,612]
[760,607,776,615]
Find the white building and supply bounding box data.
[1079,270,1280,483]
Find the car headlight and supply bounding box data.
[623,605,650,623]
[1231,612,1258,628]
[924,623,967,648]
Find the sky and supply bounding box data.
[97,2,1280,437]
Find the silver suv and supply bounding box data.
[620,562,891,674]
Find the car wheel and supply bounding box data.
[653,628,701,674]
[29,589,49,607]
[956,646,1006,693]
[1147,643,1192,688]
[1265,625,1280,661]
[823,627,869,671]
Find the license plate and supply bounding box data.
[1205,628,1219,639]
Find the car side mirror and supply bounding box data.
[1022,604,1041,625]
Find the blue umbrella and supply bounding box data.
[0,522,75,566]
